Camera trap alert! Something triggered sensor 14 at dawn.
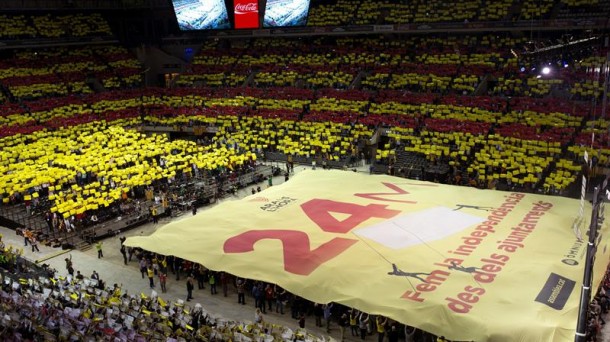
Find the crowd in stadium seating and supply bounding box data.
[0,7,610,341]
[0,45,142,101]
[306,0,608,26]
[0,13,112,40]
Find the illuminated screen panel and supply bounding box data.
[263,0,311,27]
[171,0,231,30]
[234,0,260,29]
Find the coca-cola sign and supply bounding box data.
[235,2,258,14]
[234,0,259,29]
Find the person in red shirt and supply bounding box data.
[159,272,167,293]
[265,284,275,312]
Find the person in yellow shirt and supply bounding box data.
[147,266,155,289]
[95,241,103,258]
[350,309,359,336]
[376,315,387,342]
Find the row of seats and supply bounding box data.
[306,0,598,26]
[180,36,603,100]
[557,0,610,18]
[0,86,598,133]
[0,13,111,39]
[2,84,606,194]
[0,45,142,100]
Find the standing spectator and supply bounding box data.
[359,312,370,340]
[237,279,246,305]
[147,266,155,289]
[376,315,387,342]
[120,244,127,265]
[128,247,135,262]
[265,284,274,312]
[314,303,324,327]
[253,283,262,309]
[298,311,306,329]
[91,270,99,281]
[159,272,167,293]
[387,323,399,342]
[255,283,266,313]
[23,228,31,246]
[291,295,302,319]
[186,275,194,301]
[275,285,286,314]
[350,309,359,336]
[151,207,158,224]
[195,265,205,290]
[139,258,147,279]
[95,241,103,258]
[174,257,182,281]
[30,236,40,253]
[160,256,168,274]
[45,212,53,232]
[339,312,349,342]
[152,256,159,275]
[209,272,217,295]
[65,255,74,276]
[192,202,197,215]
[324,303,334,333]
[220,272,228,297]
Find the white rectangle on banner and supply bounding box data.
[354,207,485,249]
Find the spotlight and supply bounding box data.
[542,66,551,75]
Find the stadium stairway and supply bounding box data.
[474,74,492,95]
[73,239,92,251]
[0,84,16,102]
[86,76,106,93]
[243,70,258,87]
[349,70,370,89]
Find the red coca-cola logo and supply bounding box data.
[235,2,258,14]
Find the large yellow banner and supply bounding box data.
[125,170,610,341]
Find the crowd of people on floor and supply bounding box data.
[586,267,610,341]
[0,245,320,340]
[0,230,447,341]
[127,245,449,342]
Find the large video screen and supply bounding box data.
[263,0,311,28]
[171,0,231,30]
